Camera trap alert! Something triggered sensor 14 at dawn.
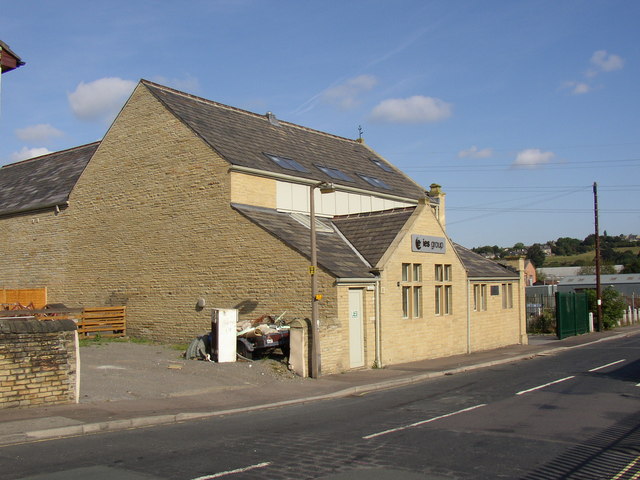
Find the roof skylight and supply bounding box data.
[358,173,392,190]
[264,153,309,173]
[315,164,354,182]
[370,157,393,172]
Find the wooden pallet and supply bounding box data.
[77,307,126,337]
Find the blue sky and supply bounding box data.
[1,0,638,248]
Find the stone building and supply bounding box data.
[0,80,526,374]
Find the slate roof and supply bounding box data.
[142,80,426,201]
[0,143,98,217]
[332,208,416,267]
[232,204,374,279]
[453,243,519,279]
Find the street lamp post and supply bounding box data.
[309,181,335,379]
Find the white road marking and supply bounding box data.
[363,404,487,440]
[516,376,575,395]
[588,359,626,372]
[610,454,640,480]
[191,462,272,479]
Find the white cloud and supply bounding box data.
[563,81,591,95]
[322,75,377,110]
[10,147,52,163]
[68,77,137,123]
[458,145,493,159]
[572,82,591,94]
[563,50,624,95]
[15,124,64,142]
[370,95,452,124]
[588,50,624,76]
[512,148,555,168]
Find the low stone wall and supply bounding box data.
[0,318,78,408]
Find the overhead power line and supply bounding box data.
[404,158,640,173]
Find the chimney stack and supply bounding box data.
[427,183,446,227]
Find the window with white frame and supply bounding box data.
[401,263,423,319]
[435,264,452,315]
[502,283,513,309]
[473,283,488,311]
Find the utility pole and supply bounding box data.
[593,182,603,331]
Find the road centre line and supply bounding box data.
[363,404,487,440]
[588,359,626,372]
[191,462,271,479]
[516,376,575,396]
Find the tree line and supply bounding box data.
[472,233,640,273]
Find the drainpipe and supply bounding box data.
[371,269,382,368]
[467,279,471,354]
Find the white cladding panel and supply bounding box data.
[275,180,412,216]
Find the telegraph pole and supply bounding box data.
[593,182,603,331]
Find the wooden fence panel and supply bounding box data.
[0,303,126,337]
[0,288,48,309]
[77,307,126,337]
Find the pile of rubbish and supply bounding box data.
[186,312,291,362]
[236,313,287,338]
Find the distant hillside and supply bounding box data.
[544,247,640,267]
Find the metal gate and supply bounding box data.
[556,292,589,339]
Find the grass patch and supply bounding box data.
[78,335,183,349]
[544,247,640,267]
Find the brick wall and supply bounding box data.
[0,319,78,408]
[230,172,277,208]
[469,282,523,350]
[0,82,525,376]
[377,203,469,366]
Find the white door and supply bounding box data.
[348,289,365,368]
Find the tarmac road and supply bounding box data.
[0,325,639,447]
[3,332,640,479]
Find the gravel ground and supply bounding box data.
[78,341,302,403]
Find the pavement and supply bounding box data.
[2,325,640,447]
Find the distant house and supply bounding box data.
[0,41,24,74]
[558,274,640,298]
[538,265,624,284]
[501,258,536,286]
[0,80,527,375]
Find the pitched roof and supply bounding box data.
[332,208,416,267]
[0,40,25,73]
[453,243,519,279]
[141,80,426,201]
[0,143,98,216]
[232,204,373,279]
[560,274,640,286]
